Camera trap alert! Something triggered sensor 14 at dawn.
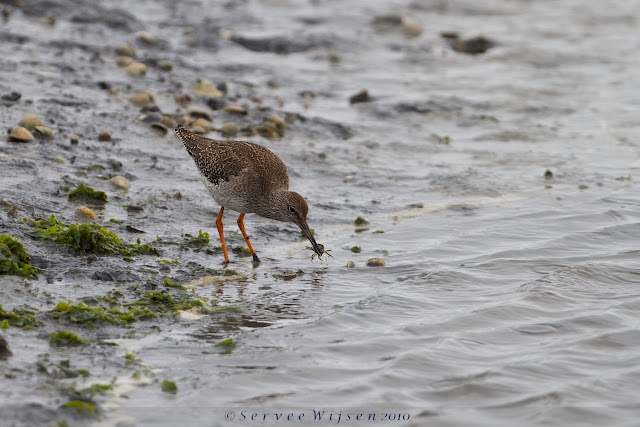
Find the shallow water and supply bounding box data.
[1,0,640,426]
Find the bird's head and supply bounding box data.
[275,191,322,257]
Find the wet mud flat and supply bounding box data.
[2,0,640,426]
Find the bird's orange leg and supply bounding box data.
[237,213,260,263]
[216,207,230,265]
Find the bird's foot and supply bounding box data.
[251,253,261,267]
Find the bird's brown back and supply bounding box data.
[175,125,290,193]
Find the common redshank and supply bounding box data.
[175,124,323,264]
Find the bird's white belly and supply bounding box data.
[200,174,255,213]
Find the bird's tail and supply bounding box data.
[174,123,217,154]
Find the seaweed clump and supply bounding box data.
[53,301,155,326]
[0,304,42,329]
[49,330,89,347]
[213,337,237,354]
[30,215,158,256]
[0,234,35,277]
[130,291,211,314]
[161,379,177,394]
[67,183,107,202]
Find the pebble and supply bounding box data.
[219,28,233,40]
[267,115,286,137]
[192,79,223,97]
[402,19,422,37]
[69,134,79,145]
[349,89,371,104]
[544,169,553,179]
[150,122,168,135]
[222,105,247,115]
[35,70,61,80]
[343,175,356,183]
[187,108,212,121]
[116,42,136,57]
[9,126,34,142]
[135,31,154,44]
[18,113,43,130]
[206,97,226,110]
[239,124,256,137]
[127,205,144,212]
[139,112,163,123]
[115,56,134,67]
[126,62,147,76]
[285,113,298,124]
[190,126,207,135]
[33,125,53,139]
[53,155,65,164]
[40,14,56,26]
[192,118,211,130]
[98,131,112,141]
[1,91,21,102]
[158,60,173,71]
[255,122,279,139]
[451,36,496,55]
[346,261,356,269]
[111,175,130,190]
[76,206,98,220]
[175,94,192,105]
[130,90,155,107]
[160,115,177,128]
[220,122,238,137]
[365,258,386,267]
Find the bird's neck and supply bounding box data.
[254,189,287,221]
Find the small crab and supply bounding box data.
[307,243,334,261]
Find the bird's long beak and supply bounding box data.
[300,221,322,256]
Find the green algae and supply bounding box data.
[211,306,242,313]
[67,183,107,202]
[163,277,183,288]
[84,164,106,173]
[351,246,362,253]
[354,216,369,225]
[30,215,159,256]
[161,379,177,394]
[214,337,237,354]
[406,203,424,209]
[53,301,156,326]
[80,383,112,396]
[184,261,239,277]
[0,319,8,329]
[130,291,211,314]
[61,400,97,417]
[0,234,35,277]
[49,330,89,347]
[55,363,89,378]
[232,246,251,257]
[183,230,210,247]
[125,353,137,365]
[0,304,41,328]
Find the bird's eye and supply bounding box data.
[288,206,297,214]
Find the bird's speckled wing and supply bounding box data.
[175,125,289,191]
